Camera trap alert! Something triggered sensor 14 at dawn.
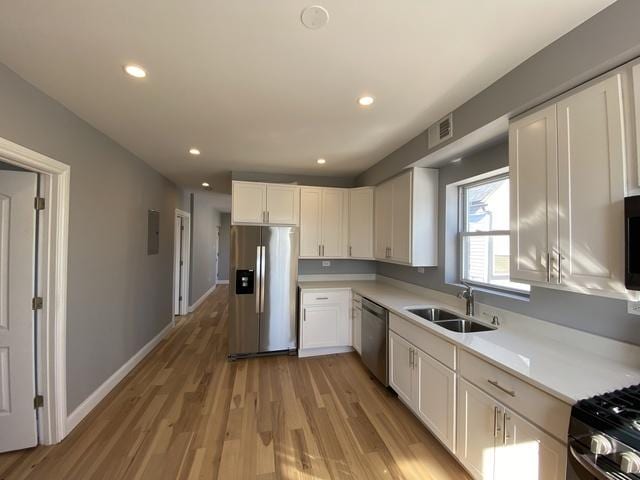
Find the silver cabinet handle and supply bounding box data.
[557,251,563,283]
[303,309,306,322]
[488,379,516,397]
[318,244,321,257]
[408,347,412,367]
[322,245,325,256]
[503,412,510,444]
[546,252,551,282]
[349,245,352,257]
[493,406,501,437]
[315,297,328,300]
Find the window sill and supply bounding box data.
[447,282,530,302]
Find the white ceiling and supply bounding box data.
[0,0,616,190]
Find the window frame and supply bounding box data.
[458,172,529,295]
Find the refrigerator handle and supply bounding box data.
[255,245,261,314]
[260,245,266,313]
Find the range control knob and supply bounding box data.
[590,435,614,455]
[620,452,640,474]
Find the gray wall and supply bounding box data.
[358,0,640,186]
[189,191,222,305]
[232,170,357,188]
[375,142,640,346]
[0,62,180,411]
[218,213,230,281]
[299,259,376,276]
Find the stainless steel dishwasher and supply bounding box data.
[360,297,389,386]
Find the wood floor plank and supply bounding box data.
[0,286,471,480]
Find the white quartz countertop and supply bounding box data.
[299,279,640,405]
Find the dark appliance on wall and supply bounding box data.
[625,196,640,290]
[228,226,298,359]
[567,384,640,479]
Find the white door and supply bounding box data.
[266,185,299,225]
[415,349,456,452]
[232,181,267,224]
[299,188,322,258]
[374,181,393,260]
[457,378,499,480]
[320,189,347,258]
[0,171,38,453]
[557,74,627,295]
[509,104,558,284]
[388,331,414,406]
[495,409,566,480]
[391,172,412,263]
[348,188,373,259]
[301,305,339,349]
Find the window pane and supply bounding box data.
[462,234,530,292]
[465,177,510,232]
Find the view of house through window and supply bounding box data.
[460,174,530,293]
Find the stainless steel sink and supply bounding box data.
[405,307,496,333]
[433,319,496,333]
[406,307,460,322]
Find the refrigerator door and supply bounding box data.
[260,227,299,352]
[229,226,261,356]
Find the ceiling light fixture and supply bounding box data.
[202,182,210,188]
[123,64,147,78]
[358,96,374,107]
[189,148,201,155]
[316,158,326,164]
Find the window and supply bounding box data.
[460,174,529,293]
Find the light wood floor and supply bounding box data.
[0,285,470,480]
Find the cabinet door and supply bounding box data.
[389,331,414,406]
[301,305,339,349]
[374,181,393,260]
[557,74,627,295]
[299,188,322,257]
[415,349,456,452]
[457,378,499,480]
[266,185,299,225]
[509,105,558,284]
[232,182,267,224]
[321,189,347,258]
[348,188,374,259]
[633,64,640,192]
[336,295,351,346]
[352,303,362,354]
[391,172,412,263]
[495,410,566,480]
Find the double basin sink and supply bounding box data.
[405,307,496,333]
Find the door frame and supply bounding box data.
[0,136,70,445]
[173,209,191,316]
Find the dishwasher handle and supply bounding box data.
[361,298,387,318]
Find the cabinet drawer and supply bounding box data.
[389,313,456,370]
[302,290,350,307]
[459,350,571,442]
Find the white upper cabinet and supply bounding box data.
[374,168,438,266]
[232,181,299,225]
[348,187,374,259]
[510,73,631,298]
[630,62,640,194]
[299,187,348,258]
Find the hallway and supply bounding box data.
[0,286,470,480]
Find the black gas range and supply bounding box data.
[568,384,640,479]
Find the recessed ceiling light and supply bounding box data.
[317,158,326,164]
[358,96,374,107]
[202,182,210,188]
[189,148,201,155]
[123,64,147,78]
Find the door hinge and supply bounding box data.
[32,297,43,310]
[34,394,44,409]
[34,197,45,210]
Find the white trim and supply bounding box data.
[298,346,354,358]
[297,273,377,282]
[0,137,70,445]
[189,284,216,312]
[173,209,191,316]
[216,280,229,284]
[65,321,173,434]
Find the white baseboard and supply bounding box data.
[216,279,229,284]
[297,346,354,358]
[65,321,173,435]
[189,283,217,312]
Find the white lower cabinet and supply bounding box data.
[389,330,456,451]
[457,378,566,480]
[352,296,362,354]
[301,305,341,349]
[299,290,351,357]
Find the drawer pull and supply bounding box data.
[488,379,516,397]
[315,297,329,300]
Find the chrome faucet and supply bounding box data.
[458,283,475,316]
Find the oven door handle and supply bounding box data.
[569,441,611,480]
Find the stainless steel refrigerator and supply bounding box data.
[228,226,298,359]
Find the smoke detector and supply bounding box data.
[301,5,330,30]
